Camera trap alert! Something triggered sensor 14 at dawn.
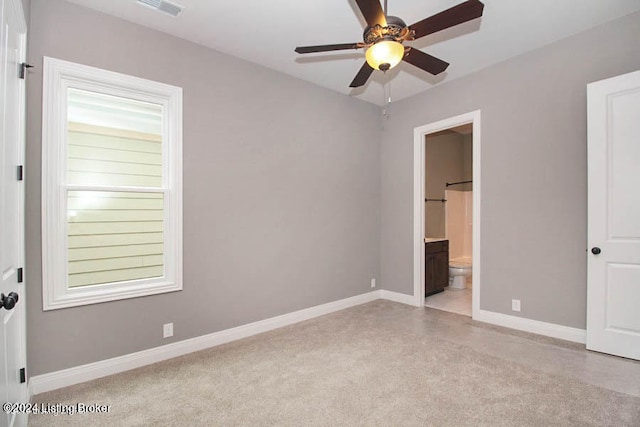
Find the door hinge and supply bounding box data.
[17,165,23,181]
[19,368,26,383]
[17,268,23,283]
[19,62,33,79]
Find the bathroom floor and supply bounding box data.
[424,287,472,316]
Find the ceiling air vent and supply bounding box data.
[137,0,184,17]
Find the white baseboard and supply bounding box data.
[473,309,586,344]
[29,291,380,395]
[30,290,584,395]
[378,289,416,306]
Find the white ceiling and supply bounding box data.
[64,0,640,106]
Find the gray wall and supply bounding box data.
[21,0,29,26]
[380,11,640,329]
[424,131,469,238]
[26,0,380,376]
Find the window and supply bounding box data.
[42,57,182,310]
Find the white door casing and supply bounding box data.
[587,70,640,361]
[413,110,481,316]
[0,0,28,426]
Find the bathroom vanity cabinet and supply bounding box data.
[425,240,449,296]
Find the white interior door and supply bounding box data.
[0,0,28,426]
[587,70,640,361]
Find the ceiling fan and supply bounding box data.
[295,0,485,88]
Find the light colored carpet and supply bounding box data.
[29,300,640,426]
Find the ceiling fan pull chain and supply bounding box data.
[382,84,386,117]
[382,77,392,120]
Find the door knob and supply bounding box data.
[0,292,19,310]
[591,247,601,255]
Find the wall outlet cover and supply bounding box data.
[371,278,376,288]
[163,323,173,338]
[511,299,521,312]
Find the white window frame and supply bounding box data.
[42,57,183,310]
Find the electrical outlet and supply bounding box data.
[371,278,376,288]
[511,299,521,312]
[163,322,173,338]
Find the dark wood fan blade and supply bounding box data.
[349,62,374,88]
[403,48,449,75]
[355,0,387,28]
[409,0,484,40]
[295,43,362,54]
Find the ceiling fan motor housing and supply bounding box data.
[363,16,411,44]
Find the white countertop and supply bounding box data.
[424,237,447,243]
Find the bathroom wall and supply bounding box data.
[424,130,469,238]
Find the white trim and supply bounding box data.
[41,57,183,310]
[28,290,584,395]
[413,124,426,308]
[471,116,481,319]
[30,291,380,394]
[5,0,29,413]
[474,308,586,344]
[413,111,481,314]
[378,290,415,306]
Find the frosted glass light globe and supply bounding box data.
[365,40,404,71]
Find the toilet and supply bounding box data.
[449,258,472,289]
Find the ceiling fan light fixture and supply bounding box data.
[365,40,404,71]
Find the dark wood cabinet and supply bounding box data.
[425,240,449,296]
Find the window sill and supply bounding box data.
[42,279,182,311]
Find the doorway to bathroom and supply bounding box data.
[412,111,481,318]
[424,124,473,315]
